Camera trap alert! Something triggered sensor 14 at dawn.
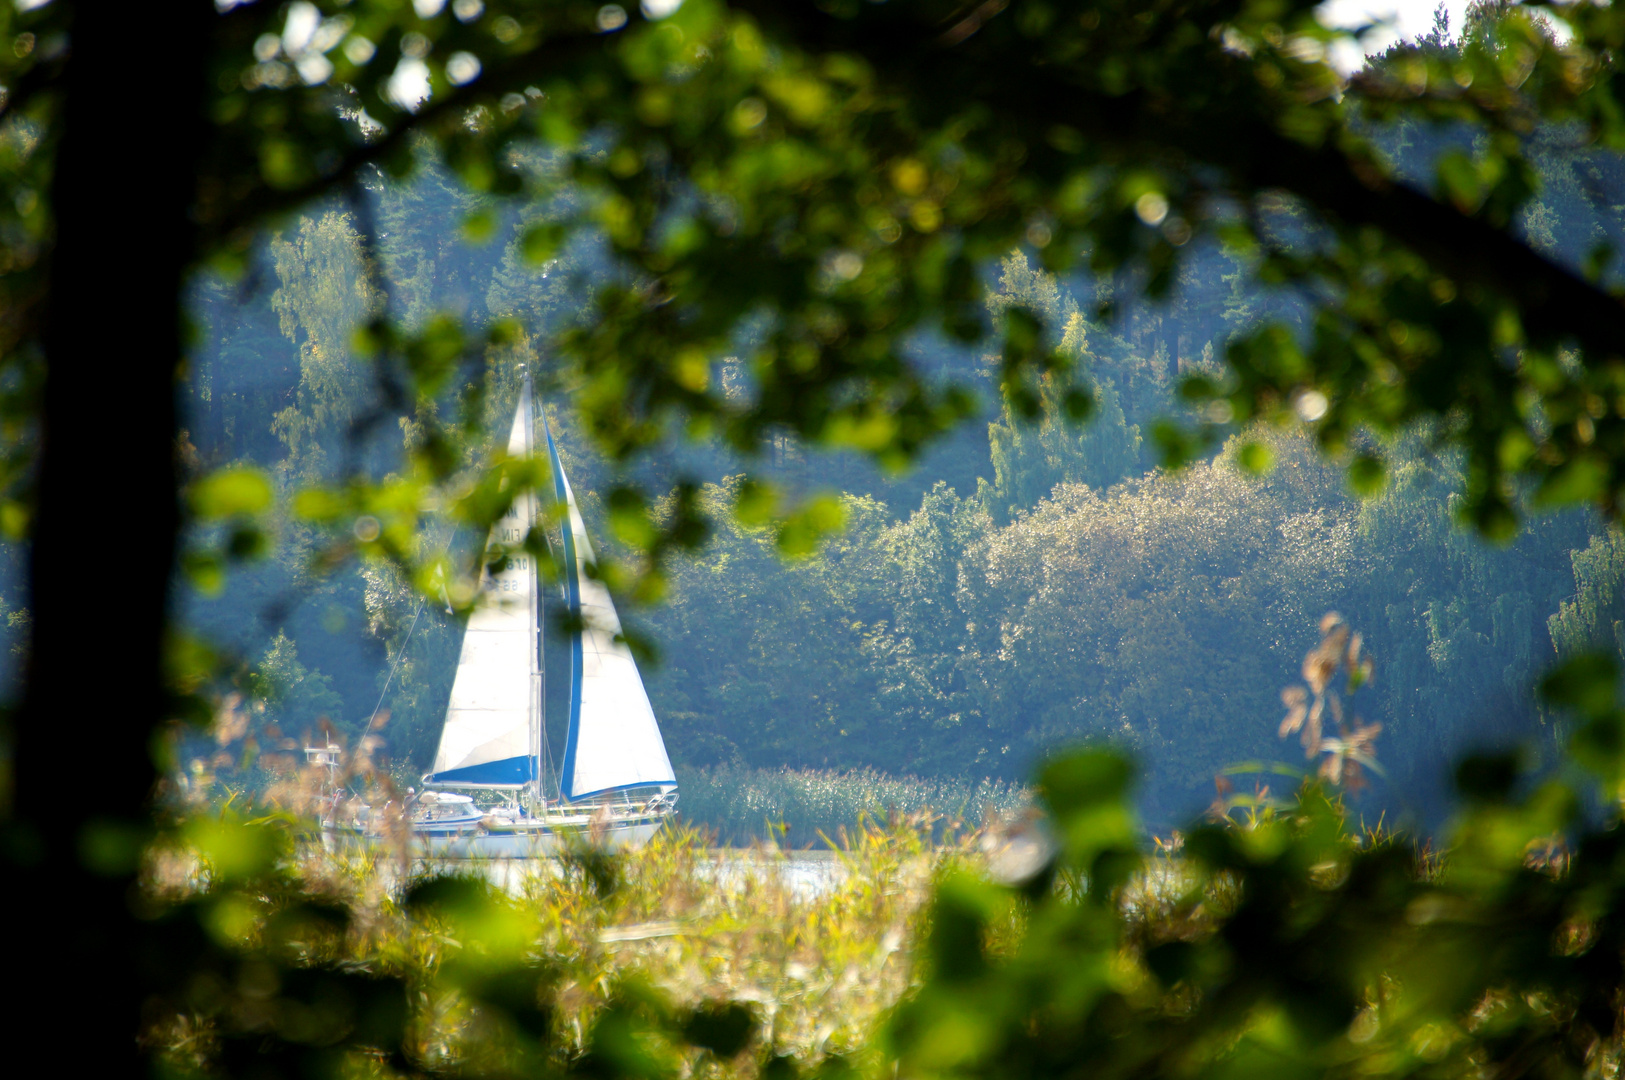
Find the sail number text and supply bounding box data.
[485,554,528,594]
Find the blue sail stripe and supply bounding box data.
[544,418,587,802]
[425,755,534,785]
[566,780,674,800]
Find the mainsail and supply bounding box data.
[542,417,678,801]
[424,381,540,787]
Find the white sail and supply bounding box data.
[542,418,677,801]
[425,381,539,787]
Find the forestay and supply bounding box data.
[425,381,540,787]
[542,418,677,801]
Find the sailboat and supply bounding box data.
[323,375,679,857]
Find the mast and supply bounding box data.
[525,371,542,811]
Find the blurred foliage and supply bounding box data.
[19,0,1625,1076]
[16,0,1625,612]
[156,0,1625,539]
[139,615,1625,1080]
[141,807,947,1080]
[881,650,1625,1080]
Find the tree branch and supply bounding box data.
[203,31,604,248]
[736,0,1625,360]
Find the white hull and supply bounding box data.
[323,813,667,859]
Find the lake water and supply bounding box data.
[401,849,850,899]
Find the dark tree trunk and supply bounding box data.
[8,0,210,1067]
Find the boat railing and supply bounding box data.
[547,787,678,821]
[644,788,679,815]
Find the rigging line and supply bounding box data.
[358,524,462,764]
[362,589,427,745]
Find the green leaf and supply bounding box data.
[1535,455,1608,507]
[1062,386,1093,421]
[926,873,1003,983]
[185,817,284,882]
[1039,748,1134,821]
[522,222,567,264]
[1585,240,1615,282]
[191,466,272,519]
[293,488,347,523]
[777,494,846,557]
[0,500,29,540]
[463,208,497,244]
[733,477,776,527]
[1237,440,1275,475]
[258,138,311,190]
[1455,752,1522,804]
[609,486,658,550]
[1436,149,1485,213]
[406,314,465,393]
[1347,454,1386,496]
[77,818,149,876]
[182,550,226,596]
[1541,652,1618,720]
[587,1001,678,1080]
[1152,419,1200,469]
[681,1001,757,1056]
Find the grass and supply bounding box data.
[142,750,1430,1080]
[674,764,1033,847]
[143,809,982,1079]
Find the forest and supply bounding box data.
[124,54,1625,830]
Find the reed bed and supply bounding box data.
[145,775,1407,1080]
[148,815,981,1078]
[675,765,1032,847]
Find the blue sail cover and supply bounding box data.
[425,755,534,786]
